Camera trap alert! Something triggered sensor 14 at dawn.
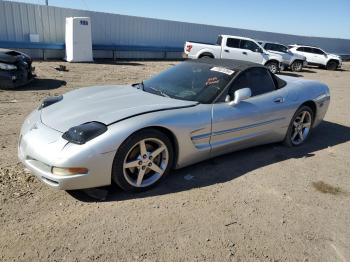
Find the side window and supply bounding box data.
[275,44,288,53]
[264,43,274,51]
[297,47,305,52]
[240,40,260,52]
[227,68,276,100]
[265,43,286,52]
[226,38,240,48]
[227,71,249,99]
[313,48,324,55]
[247,68,276,96]
[304,47,313,53]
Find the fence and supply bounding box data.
[1,1,350,59]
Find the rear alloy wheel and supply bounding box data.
[326,61,338,70]
[112,129,173,192]
[265,61,279,74]
[284,106,313,147]
[291,61,303,72]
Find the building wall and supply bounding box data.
[1,1,350,59]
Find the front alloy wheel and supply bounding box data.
[266,61,279,74]
[291,61,303,72]
[284,106,313,147]
[123,138,169,188]
[112,129,173,191]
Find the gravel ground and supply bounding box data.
[0,61,349,262]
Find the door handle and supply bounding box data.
[242,51,247,55]
[273,97,284,103]
[224,49,230,53]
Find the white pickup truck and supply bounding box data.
[184,35,284,73]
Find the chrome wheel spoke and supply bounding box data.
[136,168,146,186]
[124,160,140,169]
[150,145,166,158]
[139,140,148,156]
[291,130,298,140]
[149,163,163,174]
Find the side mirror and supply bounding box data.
[229,88,252,106]
[254,48,262,53]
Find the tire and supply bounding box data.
[265,61,279,74]
[283,106,314,147]
[326,60,338,70]
[112,129,174,192]
[199,55,213,59]
[291,61,303,72]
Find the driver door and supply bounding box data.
[239,39,264,64]
[312,48,326,64]
[210,67,290,157]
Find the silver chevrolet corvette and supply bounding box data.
[18,59,330,192]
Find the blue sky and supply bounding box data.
[8,0,350,39]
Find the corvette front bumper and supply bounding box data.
[18,110,115,190]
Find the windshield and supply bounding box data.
[142,62,235,103]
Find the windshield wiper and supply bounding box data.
[148,86,170,98]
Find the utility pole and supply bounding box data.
[45,0,48,6]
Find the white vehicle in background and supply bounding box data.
[258,41,307,72]
[288,44,342,70]
[184,35,284,73]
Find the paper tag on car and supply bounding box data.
[210,67,234,75]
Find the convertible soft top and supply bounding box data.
[188,57,266,72]
[190,57,287,89]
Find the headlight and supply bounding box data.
[0,62,17,70]
[38,95,63,110]
[62,122,107,145]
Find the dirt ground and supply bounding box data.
[0,60,349,262]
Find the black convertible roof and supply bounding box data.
[188,57,287,89]
[187,57,265,72]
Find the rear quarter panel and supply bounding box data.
[280,76,330,127]
[186,42,222,59]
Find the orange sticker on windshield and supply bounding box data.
[206,77,220,86]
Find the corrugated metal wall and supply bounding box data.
[1,0,350,59]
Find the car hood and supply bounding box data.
[266,51,283,62]
[327,53,341,60]
[40,85,198,132]
[290,52,306,60]
[0,52,18,64]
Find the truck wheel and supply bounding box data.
[326,60,338,70]
[265,61,279,74]
[291,61,303,72]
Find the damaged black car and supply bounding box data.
[0,48,35,89]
